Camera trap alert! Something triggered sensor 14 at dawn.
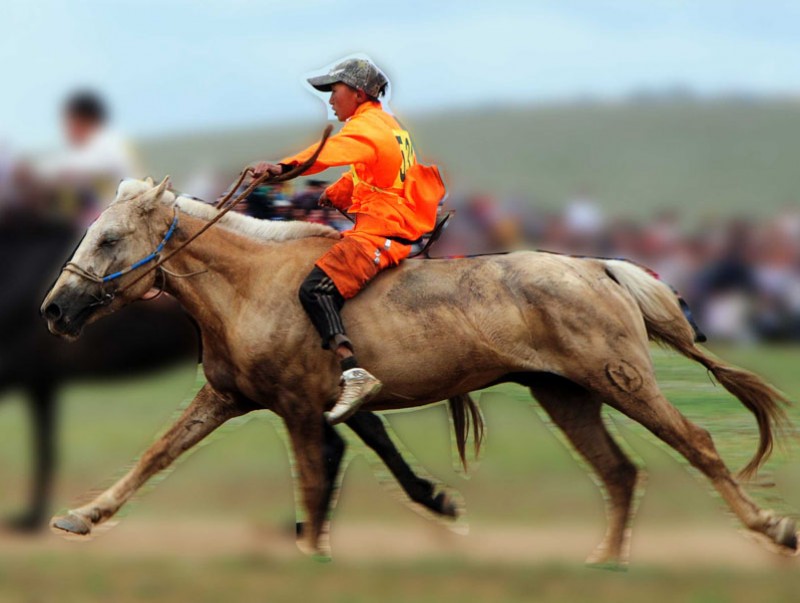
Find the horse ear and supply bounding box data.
[137,176,171,213]
[155,175,171,197]
[144,176,154,187]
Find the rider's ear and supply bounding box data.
[137,176,171,213]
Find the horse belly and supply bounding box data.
[344,301,529,406]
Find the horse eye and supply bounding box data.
[99,238,119,248]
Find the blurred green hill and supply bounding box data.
[139,99,800,220]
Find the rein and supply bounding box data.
[63,124,333,302]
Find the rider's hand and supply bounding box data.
[251,162,283,178]
[318,192,332,207]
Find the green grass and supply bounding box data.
[3,556,800,603]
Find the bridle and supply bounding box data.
[58,125,333,307]
[63,204,180,286]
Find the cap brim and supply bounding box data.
[307,74,340,92]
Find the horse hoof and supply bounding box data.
[773,517,798,550]
[433,492,459,519]
[296,534,330,561]
[50,512,93,536]
[585,544,628,569]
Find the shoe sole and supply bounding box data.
[325,381,383,425]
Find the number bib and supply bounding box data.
[392,129,416,188]
[349,128,417,191]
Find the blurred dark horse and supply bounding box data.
[0,208,462,531]
[0,210,199,529]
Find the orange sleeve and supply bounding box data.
[324,172,354,210]
[279,120,376,175]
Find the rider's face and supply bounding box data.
[64,114,97,147]
[329,83,363,122]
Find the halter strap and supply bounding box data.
[64,205,179,284]
[63,262,104,283]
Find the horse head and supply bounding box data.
[41,176,173,340]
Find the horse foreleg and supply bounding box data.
[51,383,247,537]
[294,421,346,544]
[282,410,334,556]
[346,412,458,518]
[529,377,640,567]
[7,383,57,532]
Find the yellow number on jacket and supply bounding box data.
[392,129,416,187]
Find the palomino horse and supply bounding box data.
[41,177,796,564]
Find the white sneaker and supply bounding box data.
[325,368,382,425]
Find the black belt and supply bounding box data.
[387,235,422,246]
[389,211,454,258]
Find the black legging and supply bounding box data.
[298,266,351,350]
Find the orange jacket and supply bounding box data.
[280,101,444,240]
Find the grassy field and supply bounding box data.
[4,557,800,603]
[140,100,800,221]
[1,344,800,601]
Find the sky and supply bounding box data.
[2,0,798,150]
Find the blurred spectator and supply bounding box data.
[327,208,354,232]
[271,198,292,221]
[245,183,273,220]
[437,193,521,256]
[564,189,605,253]
[692,221,757,341]
[291,179,328,213]
[306,208,327,225]
[28,90,139,224]
[245,183,288,220]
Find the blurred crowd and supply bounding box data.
[3,91,800,343]
[230,179,355,233]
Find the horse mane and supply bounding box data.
[116,178,340,243]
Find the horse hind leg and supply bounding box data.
[592,360,798,553]
[346,411,458,518]
[528,374,640,567]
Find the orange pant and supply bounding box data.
[315,231,411,299]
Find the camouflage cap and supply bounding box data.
[307,58,388,98]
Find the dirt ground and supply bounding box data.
[1,518,796,570]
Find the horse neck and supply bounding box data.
[158,210,279,330]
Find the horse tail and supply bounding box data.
[602,258,791,478]
[448,393,485,471]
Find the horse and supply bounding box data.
[40,177,796,565]
[0,206,464,531]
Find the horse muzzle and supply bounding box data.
[40,287,99,340]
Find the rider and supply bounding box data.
[253,58,445,424]
[33,91,139,224]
